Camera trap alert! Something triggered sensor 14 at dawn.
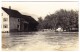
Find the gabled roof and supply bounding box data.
[2,7,22,18]
[21,15,38,24]
[2,7,38,25]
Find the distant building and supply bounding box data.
[2,6,38,32]
[56,26,63,32]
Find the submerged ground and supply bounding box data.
[2,31,79,51]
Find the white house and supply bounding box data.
[1,6,38,32]
[1,6,20,32]
[56,27,63,32]
[1,9,10,32]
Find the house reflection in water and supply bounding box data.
[2,6,38,32]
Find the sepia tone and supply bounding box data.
[2,2,79,51]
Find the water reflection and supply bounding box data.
[2,32,78,51]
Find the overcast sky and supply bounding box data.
[2,2,78,20]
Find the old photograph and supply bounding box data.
[1,1,79,51]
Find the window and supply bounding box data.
[18,19,20,22]
[17,25,19,28]
[2,13,3,16]
[3,18,8,22]
[3,24,8,28]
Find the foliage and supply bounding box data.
[38,9,78,31]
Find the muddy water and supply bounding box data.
[2,32,78,51]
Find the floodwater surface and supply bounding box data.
[2,31,78,51]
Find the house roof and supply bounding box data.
[2,7,38,25]
[2,7,22,18]
[21,15,38,24]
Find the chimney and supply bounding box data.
[9,6,11,17]
[9,6,11,9]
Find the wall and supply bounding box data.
[9,17,20,32]
[1,9,10,32]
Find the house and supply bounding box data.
[1,6,38,32]
[1,7,10,32]
[56,26,63,32]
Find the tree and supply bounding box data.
[37,9,78,32]
[37,17,43,30]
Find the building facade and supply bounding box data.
[2,9,9,32]
[2,8,21,32]
[2,6,38,32]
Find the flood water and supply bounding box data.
[2,31,79,51]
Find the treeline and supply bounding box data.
[37,9,78,32]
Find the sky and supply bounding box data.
[2,2,78,20]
